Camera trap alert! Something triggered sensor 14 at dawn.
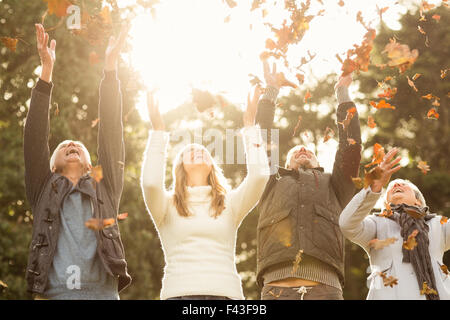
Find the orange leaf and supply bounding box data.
[323,127,334,142]
[292,115,302,137]
[84,218,115,230]
[421,1,435,12]
[364,143,385,168]
[440,263,449,275]
[377,87,397,100]
[369,100,395,110]
[0,37,19,52]
[403,229,419,250]
[378,272,399,287]
[91,118,100,128]
[367,116,376,129]
[347,138,357,145]
[417,25,426,35]
[432,14,440,22]
[426,108,439,120]
[417,161,430,174]
[117,212,128,220]
[420,282,438,295]
[90,165,103,183]
[368,237,397,250]
[338,107,356,130]
[277,72,297,89]
[441,69,448,79]
[382,38,418,73]
[304,90,312,103]
[406,76,418,92]
[440,216,448,225]
[421,93,434,100]
[338,0,344,7]
[296,73,305,85]
[412,73,421,81]
[380,202,393,218]
[43,0,71,18]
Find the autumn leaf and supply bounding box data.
[364,143,385,168]
[85,218,115,231]
[440,216,448,225]
[377,87,397,100]
[417,25,426,35]
[367,116,376,128]
[347,138,356,145]
[412,73,421,81]
[369,100,395,110]
[296,73,305,85]
[351,177,363,189]
[420,282,438,295]
[380,202,393,218]
[43,0,71,18]
[304,90,312,103]
[0,280,8,288]
[403,229,419,250]
[0,37,19,52]
[292,249,304,273]
[421,93,435,100]
[91,118,100,128]
[421,1,435,12]
[90,165,103,183]
[382,38,418,73]
[440,263,449,275]
[224,0,237,8]
[292,115,302,137]
[323,127,334,142]
[432,99,440,107]
[441,69,448,79]
[379,272,399,288]
[338,107,356,130]
[364,166,382,188]
[368,237,397,250]
[417,161,430,174]
[426,108,439,120]
[117,212,128,220]
[406,76,418,92]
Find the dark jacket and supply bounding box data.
[23,72,131,294]
[255,95,362,287]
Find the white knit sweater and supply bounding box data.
[141,126,270,300]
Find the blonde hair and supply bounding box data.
[49,140,91,172]
[172,143,229,218]
[383,178,426,207]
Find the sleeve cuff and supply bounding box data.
[336,86,351,104]
[35,78,53,95]
[262,86,279,103]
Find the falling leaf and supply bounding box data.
[43,0,71,17]
[304,90,312,103]
[418,25,426,35]
[380,202,393,218]
[224,0,237,8]
[364,143,385,169]
[426,108,439,120]
[403,229,419,250]
[440,69,448,79]
[417,161,430,175]
[432,99,440,107]
[90,165,103,183]
[368,237,397,250]
[378,87,397,100]
[367,116,376,129]
[440,263,449,275]
[224,15,231,23]
[421,1,435,12]
[422,93,434,100]
[323,127,334,142]
[351,177,363,189]
[379,272,399,287]
[292,249,304,273]
[432,14,440,22]
[369,100,395,110]
[296,73,305,85]
[339,27,376,76]
[0,37,19,52]
[338,0,344,7]
[440,216,448,225]
[117,212,128,220]
[338,107,356,130]
[91,118,100,128]
[364,166,382,188]
[420,282,438,295]
[292,115,302,137]
[406,76,418,92]
[347,138,356,145]
[412,73,421,81]
[382,38,418,73]
[85,218,115,230]
[0,280,8,288]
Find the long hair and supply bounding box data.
[172,143,229,218]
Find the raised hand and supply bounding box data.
[335,74,352,90]
[243,85,263,127]
[147,91,165,131]
[370,148,402,193]
[35,24,56,83]
[105,24,129,71]
[263,59,279,89]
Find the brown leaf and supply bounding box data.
[338,107,356,130]
[417,161,430,174]
[91,118,100,128]
[380,202,393,218]
[43,0,71,18]
[382,38,418,73]
[420,282,438,295]
[403,229,419,250]
[368,237,398,250]
[0,37,19,52]
[406,76,418,92]
[364,166,383,189]
[364,143,385,168]
[426,108,439,120]
[369,100,395,110]
[367,116,376,128]
[117,212,128,220]
[440,263,449,275]
[440,216,448,225]
[412,73,421,81]
[304,90,312,103]
[379,272,399,287]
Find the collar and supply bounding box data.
[277,165,325,177]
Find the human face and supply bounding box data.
[386,182,421,206]
[182,145,212,175]
[52,140,91,173]
[288,145,319,170]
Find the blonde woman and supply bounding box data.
[141,89,270,300]
[339,148,450,300]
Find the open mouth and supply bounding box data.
[66,149,80,156]
[392,188,404,194]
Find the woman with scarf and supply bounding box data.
[339,148,450,300]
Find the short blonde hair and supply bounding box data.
[383,178,426,207]
[49,140,91,171]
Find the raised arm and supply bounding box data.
[339,148,402,251]
[23,24,56,206]
[230,87,270,226]
[330,75,362,208]
[97,26,129,208]
[141,92,171,227]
